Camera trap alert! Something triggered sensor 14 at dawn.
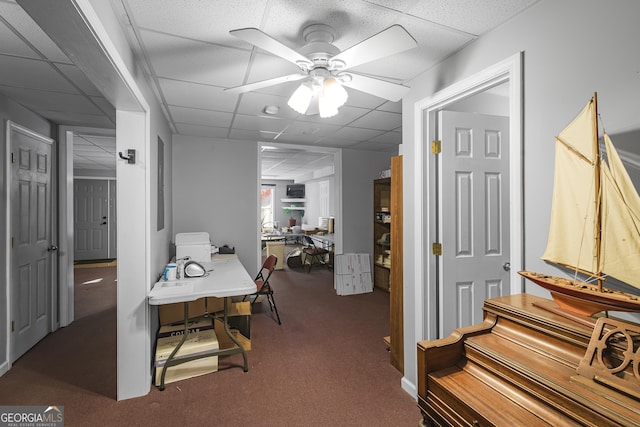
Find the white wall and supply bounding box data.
[172,135,260,276]
[402,0,640,395]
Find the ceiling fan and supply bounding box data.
[225,24,417,117]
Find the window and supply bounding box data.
[261,184,275,231]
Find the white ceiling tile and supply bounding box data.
[0,85,102,114]
[237,91,300,120]
[348,109,401,130]
[232,114,290,132]
[369,130,402,145]
[169,105,234,128]
[404,0,540,36]
[264,0,402,52]
[38,110,115,128]
[296,105,370,126]
[228,128,262,141]
[377,100,402,113]
[140,30,251,87]
[90,96,116,122]
[0,56,78,92]
[333,126,385,141]
[158,78,238,112]
[0,20,40,58]
[243,53,304,86]
[124,0,269,48]
[0,1,72,63]
[175,123,230,139]
[56,64,103,96]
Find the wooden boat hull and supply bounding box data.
[518,271,640,316]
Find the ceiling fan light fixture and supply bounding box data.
[288,81,314,114]
[322,77,348,107]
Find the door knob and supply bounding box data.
[503,262,511,271]
[47,245,58,252]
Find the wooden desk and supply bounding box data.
[148,255,256,390]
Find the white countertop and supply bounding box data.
[148,255,256,305]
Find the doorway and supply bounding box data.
[415,53,524,343]
[6,121,56,363]
[437,108,511,338]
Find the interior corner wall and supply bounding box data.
[341,149,393,258]
[172,135,260,275]
[0,93,55,377]
[402,0,640,395]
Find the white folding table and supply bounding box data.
[148,254,256,390]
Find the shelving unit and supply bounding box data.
[373,177,391,292]
[281,198,305,226]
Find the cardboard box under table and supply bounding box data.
[154,326,218,386]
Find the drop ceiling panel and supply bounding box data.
[175,123,230,139]
[296,105,370,126]
[232,114,290,132]
[168,105,234,128]
[0,85,103,114]
[0,56,78,92]
[348,109,401,131]
[236,91,300,120]
[0,20,39,58]
[405,0,540,35]
[158,78,238,112]
[333,126,385,142]
[56,63,104,96]
[369,130,402,145]
[0,1,72,64]
[139,30,251,87]
[263,0,400,52]
[125,0,269,48]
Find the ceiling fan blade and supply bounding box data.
[225,73,307,94]
[330,25,417,70]
[341,73,410,102]
[230,28,313,68]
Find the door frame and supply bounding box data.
[4,120,56,370]
[413,52,524,343]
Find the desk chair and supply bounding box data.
[243,255,281,324]
[302,235,330,273]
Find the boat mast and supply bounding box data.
[593,92,603,291]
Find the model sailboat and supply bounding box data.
[519,93,640,316]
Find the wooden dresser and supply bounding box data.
[417,294,640,426]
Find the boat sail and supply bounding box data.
[518,93,640,316]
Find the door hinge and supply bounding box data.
[432,242,442,256]
[11,152,15,163]
[11,237,14,248]
[11,321,14,333]
[431,140,441,154]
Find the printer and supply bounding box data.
[175,232,211,263]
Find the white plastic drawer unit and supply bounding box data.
[176,232,211,263]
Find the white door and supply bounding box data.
[74,179,110,260]
[439,111,510,338]
[9,123,54,362]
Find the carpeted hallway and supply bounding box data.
[0,260,421,426]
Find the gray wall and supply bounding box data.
[172,135,260,275]
[402,0,640,393]
[342,148,393,259]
